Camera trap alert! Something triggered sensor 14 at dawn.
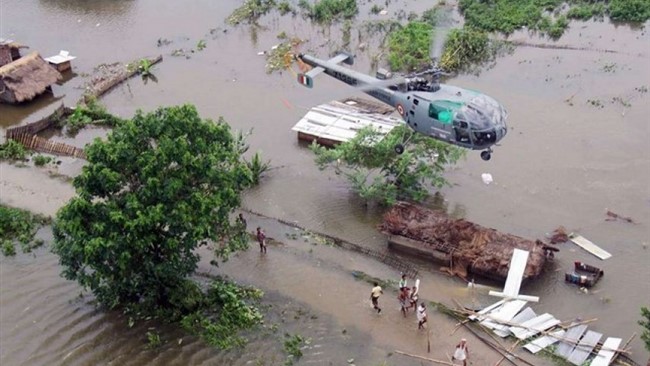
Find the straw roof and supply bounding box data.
[380,201,548,281]
[0,51,61,103]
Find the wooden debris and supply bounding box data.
[550,226,569,244]
[380,202,549,282]
[605,210,636,224]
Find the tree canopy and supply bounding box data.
[311,125,464,206]
[53,105,252,316]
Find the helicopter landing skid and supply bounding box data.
[480,148,493,161]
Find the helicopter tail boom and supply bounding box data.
[297,53,396,106]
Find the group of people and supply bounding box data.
[370,274,470,366]
[243,214,471,365]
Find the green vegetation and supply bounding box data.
[370,4,382,15]
[33,155,53,167]
[197,39,207,51]
[421,7,439,26]
[387,21,433,72]
[310,125,464,206]
[300,0,358,23]
[227,0,276,25]
[145,331,162,348]
[609,0,650,23]
[53,105,254,323]
[265,37,302,73]
[138,58,155,76]
[458,0,650,38]
[0,205,50,256]
[440,28,490,72]
[567,3,606,20]
[245,152,271,186]
[283,333,310,365]
[65,97,125,135]
[277,1,295,15]
[180,278,263,349]
[641,306,650,351]
[0,140,30,162]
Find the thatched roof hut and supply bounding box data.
[0,40,28,67]
[0,51,62,104]
[379,201,551,282]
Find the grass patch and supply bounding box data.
[0,140,30,162]
[301,0,358,23]
[351,270,396,290]
[33,155,53,167]
[0,205,51,256]
[387,21,433,72]
[459,0,650,38]
[277,1,295,16]
[283,333,310,365]
[227,0,277,25]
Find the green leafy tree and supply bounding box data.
[311,125,464,206]
[53,105,252,317]
[641,306,650,352]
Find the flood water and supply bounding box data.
[1,0,649,364]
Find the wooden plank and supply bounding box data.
[524,329,566,354]
[493,307,537,338]
[569,234,612,260]
[510,313,561,340]
[556,324,588,358]
[567,330,603,365]
[589,337,622,366]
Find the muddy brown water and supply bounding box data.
[1,0,649,364]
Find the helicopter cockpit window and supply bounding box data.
[428,102,453,124]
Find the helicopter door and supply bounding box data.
[453,120,472,146]
[426,102,453,140]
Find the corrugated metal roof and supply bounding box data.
[292,99,403,144]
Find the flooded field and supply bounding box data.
[1,0,649,364]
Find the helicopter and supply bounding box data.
[295,52,508,161]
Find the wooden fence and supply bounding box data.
[10,133,86,159]
[5,104,72,139]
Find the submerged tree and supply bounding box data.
[311,125,464,206]
[53,105,253,317]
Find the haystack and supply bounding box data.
[379,201,548,282]
[0,51,62,104]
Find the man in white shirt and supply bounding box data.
[370,282,383,313]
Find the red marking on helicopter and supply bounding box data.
[396,104,405,116]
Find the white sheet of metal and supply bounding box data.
[556,324,589,358]
[488,291,540,302]
[510,313,561,340]
[469,300,506,321]
[589,337,622,366]
[524,329,566,353]
[569,234,612,260]
[481,300,527,330]
[493,307,537,338]
[504,249,529,297]
[567,330,603,365]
